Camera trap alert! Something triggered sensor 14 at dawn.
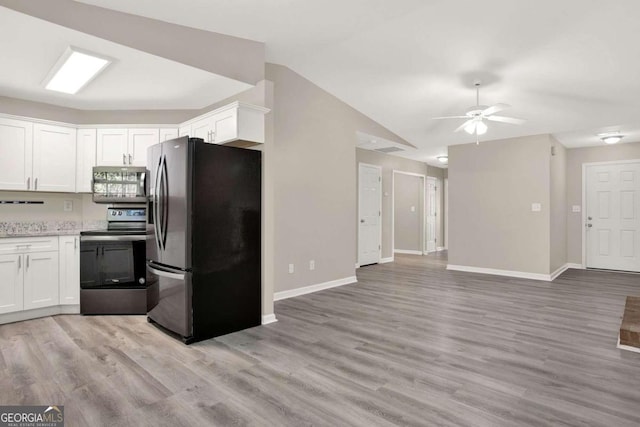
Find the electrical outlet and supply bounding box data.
[531,203,542,212]
[572,205,581,213]
[309,260,315,270]
[63,200,73,212]
[288,263,294,274]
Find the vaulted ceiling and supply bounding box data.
[6,0,640,163]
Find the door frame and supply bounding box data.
[581,159,640,268]
[444,178,449,250]
[357,162,382,267]
[425,176,439,253]
[392,170,426,255]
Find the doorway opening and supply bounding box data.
[392,171,425,255]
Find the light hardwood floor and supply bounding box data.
[1,253,640,426]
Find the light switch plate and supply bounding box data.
[63,200,73,212]
[531,203,542,212]
[410,206,416,212]
[572,205,581,213]
[288,263,294,274]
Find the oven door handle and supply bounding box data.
[81,235,147,242]
[147,262,185,280]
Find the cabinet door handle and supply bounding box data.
[123,153,126,165]
[74,238,77,250]
[129,154,132,164]
[35,178,38,190]
[27,177,30,190]
[18,255,21,270]
[26,255,29,269]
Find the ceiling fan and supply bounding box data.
[433,82,525,143]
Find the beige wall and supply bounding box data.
[448,134,552,274]
[266,64,412,292]
[355,149,428,259]
[393,173,423,252]
[566,141,640,264]
[550,138,567,272]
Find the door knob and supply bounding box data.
[587,224,593,228]
[588,216,592,220]
[360,219,365,223]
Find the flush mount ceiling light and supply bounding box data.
[437,156,448,164]
[43,47,112,94]
[597,132,624,145]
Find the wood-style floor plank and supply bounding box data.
[1,252,639,426]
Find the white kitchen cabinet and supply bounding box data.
[96,128,159,167]
[178,125,190,137]
[23,251,59,310]
[58,236,80,305]
[76,129,97,193]
[97,128,128,166]
[0,254,23,314]
[128,128,159,166]
[0,118,33,191]
[33,124,77,192]
[180,102,268,146]
[160,128,179,142]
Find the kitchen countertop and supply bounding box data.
[0,220,108,239]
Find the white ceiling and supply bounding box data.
[0,6,251,110]
[17,1,640,162]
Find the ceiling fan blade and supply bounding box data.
[481,103,510,117]
[454,119,475,133]
[432,116,469,120]
[486,115,526,125]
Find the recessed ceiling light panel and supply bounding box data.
[43,46,112,95]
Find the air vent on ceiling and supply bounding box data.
[375,147,405,153]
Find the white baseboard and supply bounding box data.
[379,257,394,264]
[274,276,357,301]
[355,263,360,269]
[566,263,585,269]
[446,264,558,282]
[436,247,446,251]
[0,305,80,325]
[549,264,570,281]
[261,314,278,325]
[617,336,640,354]
[394,249,423,256]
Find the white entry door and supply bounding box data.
[358,164,381,266]
[426,177,437,253]
[586,161,640,272]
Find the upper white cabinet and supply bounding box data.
[128,128,159,166]
[180,102,268,146]
[0,118,33,191]
[97,128,160,167]
[76,129,97,193]
[178,125,190,137]
[97,128,128,166]
[160,128,179,142]
[33,124,77,192]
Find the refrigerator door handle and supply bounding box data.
[160,155,169,249]
[153,155,163,252]
[147,263,185,280]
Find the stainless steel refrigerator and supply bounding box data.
[146,137,261,344]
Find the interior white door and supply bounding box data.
[426,177,437,252]
[444,178,449,250]
[358,164,381,266]
[586,162,640,272]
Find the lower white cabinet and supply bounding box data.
[58,236,80,305]
[0,236,80,319]
[0,254,23,314]
[23,251,59,310]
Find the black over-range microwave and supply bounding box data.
[92,166,147,204]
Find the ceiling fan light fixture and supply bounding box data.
[475,121,488,135]
[464,122,476,134]
[597,132,624,145]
